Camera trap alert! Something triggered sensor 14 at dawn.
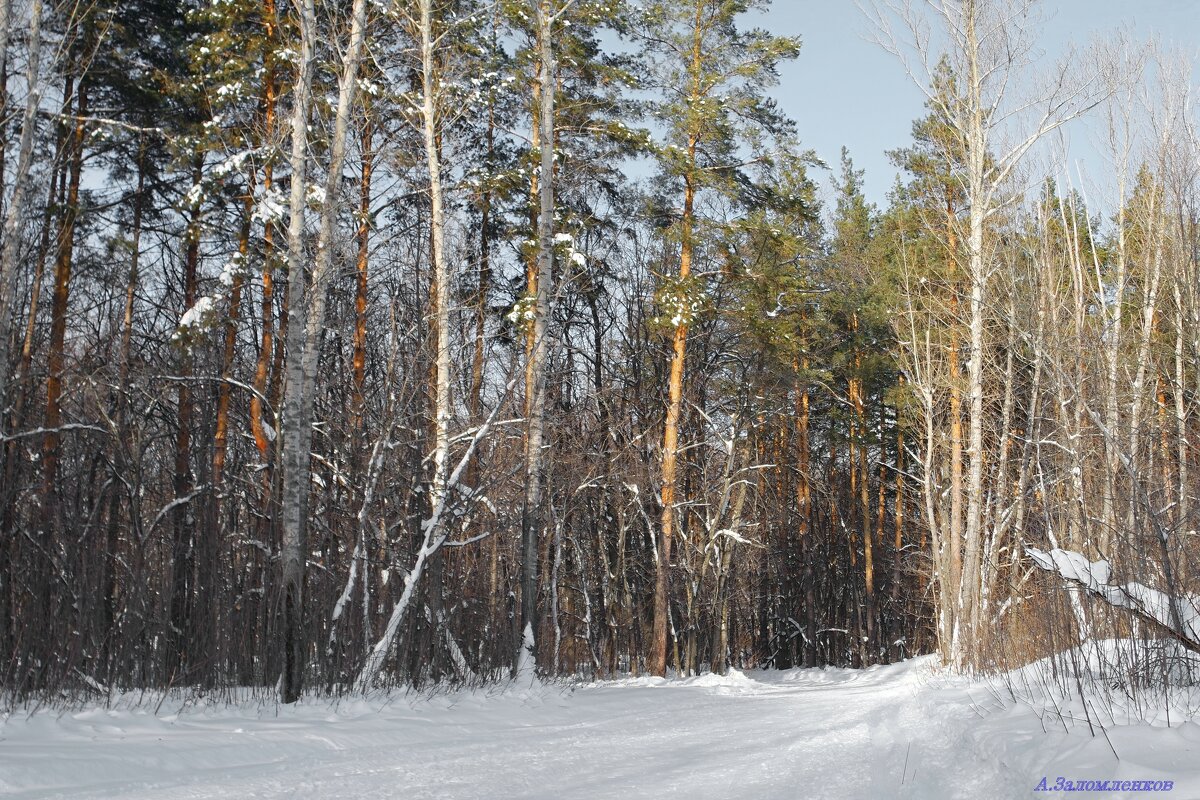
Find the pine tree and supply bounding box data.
[639,0,802,676]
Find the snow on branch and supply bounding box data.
[353,374,520,692]
[1025,546,1200,653]
[0,423,109,441]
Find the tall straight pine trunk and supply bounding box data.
[651,0,703,677]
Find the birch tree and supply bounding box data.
[0,0,42,411]
[354,0,493,690]
[278,0,368,702]
[866,0,1108,668]
[515,0,560,675]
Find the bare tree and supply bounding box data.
[516,0,562,675]
[865,0,1108,668]
[278,0,368,702]
[0,0,42,411]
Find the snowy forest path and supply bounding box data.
[2,658,1031,799]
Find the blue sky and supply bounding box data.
[758,1,1200,207]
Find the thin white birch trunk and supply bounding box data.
[0,0,42,411]
[418,0,451,517]
[957,0,988,668]
[355,382,517,691]
[1126,198,1164,523]
[279,0,368,701]
[1101,168,1129,547]
[277,0,316,703]
[1173,285,1188,526]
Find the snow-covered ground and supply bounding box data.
[2,657,1198,799]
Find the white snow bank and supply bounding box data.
[1,657,1197,799]
[683,667,759,691]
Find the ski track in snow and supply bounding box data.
[2,657,1196,799]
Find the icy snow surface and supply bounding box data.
[3,658,1198,799]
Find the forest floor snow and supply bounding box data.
[3,656,1199,799]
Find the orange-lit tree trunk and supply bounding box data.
[650,0,704,679]
[795,356,815,667]
[248,7,279,663]
[41,81,85,523]
[202,179,252,684]
[250,0,279,469]
[31,71,83,689]
[351,120,372,440]
[213,193,251,496]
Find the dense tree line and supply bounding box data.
[0,0,1196,704]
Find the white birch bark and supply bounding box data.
[867,0,1109,669]
[1099,112,1132,546]
[1173,285,1188,526]
[0,0,43,412]
[413,0,452,518]
[1126,198,1164,515]
[276,0,316,703]
[355,384,518,690]
[415,0,458,682]
[279,0,368,701]
[952,0,992,667]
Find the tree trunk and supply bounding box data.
[959,2,988,666]
[651,0,703,679]
[0,0,41,408]
[279,0,368,701]
[102,142,146,677]
[168,158,203,685]
[34,73,85,686]
[277,0,317,704]
[519,0,556,673]
[203,176,252,685]
[351,120,372,440]
[250,0,279,464]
